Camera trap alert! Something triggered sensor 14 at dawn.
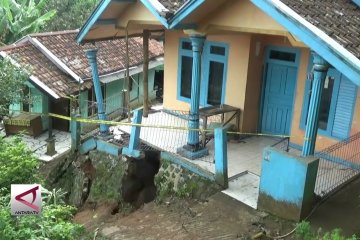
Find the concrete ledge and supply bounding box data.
[80,138,97,154]
[258,147,319,221]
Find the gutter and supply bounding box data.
[29,76,61,99]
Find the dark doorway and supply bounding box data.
[154,70,164,101]
[51,99,70,131]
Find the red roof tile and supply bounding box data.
[0,30,164,98]
[33,31,164,79]
[1,43,80,98]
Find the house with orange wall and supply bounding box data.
[74,0,360,219]
[76,0,360,155]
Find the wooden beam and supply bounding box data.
[125,26,131,122]
[143,29,150,117]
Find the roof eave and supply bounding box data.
[352,0,360,8]
[140,0,170,28]
[168,0,205,29]
[76,0,137,44]
[100,56,164,83]
[251,0,360,86]
[0,51,61,99]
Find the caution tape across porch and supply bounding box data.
[46,112,304,140]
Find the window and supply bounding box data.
[269,50,296,62]
[301,67,357,139]
[206,61,225,105]
[177,39,228,106]
[178,40,193,100]
[318,76,335,130]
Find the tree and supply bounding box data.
[41,0,98,32]
[0,0,56,45]
[0,59,28,121]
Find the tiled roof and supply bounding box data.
[158,0,188,14]
[1,43,80,98]
[281,0,360,58]
[33,31,164,80]
[0,30,164,98]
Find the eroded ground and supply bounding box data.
[74,193,295,240]
[74,177,360,239]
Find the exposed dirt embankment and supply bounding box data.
[40,149,221,213]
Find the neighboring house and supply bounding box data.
[0,30,164,133]
[76,0,360,153]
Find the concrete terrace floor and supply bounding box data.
[0,126,71,162]
[114,109,360,209]
[113,110,282,178]
[113,110,283,209]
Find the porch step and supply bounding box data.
[222,171,260,209]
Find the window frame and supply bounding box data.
[177,39,194,103]
[300,61,355,139]
[176,38,229,106]
[201,41,229,106]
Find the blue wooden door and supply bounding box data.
[261,63,297,135]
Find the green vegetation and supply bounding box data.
[0,137,85,240]
[295,221,359,240]
[42,0,98,32]
[0,0,56,45]
[0,59,28,121]
[0,137,39,188]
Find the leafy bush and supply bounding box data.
[0,137,85,240]
[295,221,359,240]
[0,137,40,191]
[0,199,84,240]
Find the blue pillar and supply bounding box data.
[177,35,209,159]
[85,49,109,135]
[215,127,228,188]
[188,35,205,146]
[302,52,329,156]
[122,109,143,158]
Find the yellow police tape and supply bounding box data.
[44,112,311,140]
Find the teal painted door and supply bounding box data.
[261,63,297,135]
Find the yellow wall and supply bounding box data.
[163,31,252,130]
[242,35,264,132]
[163,31,190,111]
[196,0,287,36]
[161,0,360,151]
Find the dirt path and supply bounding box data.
[74,178,360,239]
[74,193,295,239]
